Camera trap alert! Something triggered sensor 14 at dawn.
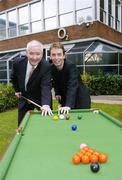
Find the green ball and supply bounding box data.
[77,115,82,120]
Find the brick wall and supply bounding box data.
[0,21,122,52]
[0,0,31,11]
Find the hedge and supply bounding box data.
[0,74,122,112]
[82,72,122,95]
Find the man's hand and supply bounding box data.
[41,105,53,116]
[59,106,71,114]
[15,92,22,98]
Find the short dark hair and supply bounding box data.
[49,42,65,55]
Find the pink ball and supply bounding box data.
[80,143,87,149]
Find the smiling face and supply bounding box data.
[50,47,65,70]
[26,41,43,66]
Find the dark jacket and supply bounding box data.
[52,60,91,109]
[11,56,52,108]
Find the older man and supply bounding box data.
[11,40,52,126]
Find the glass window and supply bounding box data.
[67,53,83,65]
[85,66,118,75]
[77,8,93,23]
[19,6,28,24]
[8,10,16,27]
[8,10,17,37]
[8,60,12,69]
[0,13,6,39]
[31,2,41,21]
[31,21,42,33]
[100,0,106,23]
[120,53,122,65]
[108,0,114,27]
[0,61,7,69]
[45,17,56,30]
[19,24,29,35]
[119,53,122,75]
[100,0,104,9]
[30,2,42,33]
[60,13,74,27]
[85,53,103,65]
[44,0,57,30]
[44,0,57,18]
[76,0,92,10]
[85,53,118,65]
[115,1,120,30]
[19,6,29,35]
[0,70,7,79]
[76,0,93,23]
[0,13,6,28]
[59,0,74,14]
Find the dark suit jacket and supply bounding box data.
[11,56,52,109]
[52,60,91,109]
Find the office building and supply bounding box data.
[0,0,122,83]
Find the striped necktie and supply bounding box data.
[29,66,35,78]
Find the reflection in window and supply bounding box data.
[19,6,29,35]
[77,8,93,24]
[19,24,29,35]
[85,53,103,65]
[8,10,16,27]
[8,10,17,37]
[0,13,6,39]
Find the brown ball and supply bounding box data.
[65,114,70,120]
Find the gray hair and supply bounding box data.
[26,40,43,51]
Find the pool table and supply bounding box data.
[0,109,122,180]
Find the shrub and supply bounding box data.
[0,83,17,112]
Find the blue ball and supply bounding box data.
[71,124,77,131]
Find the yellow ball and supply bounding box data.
[53,115,59,120]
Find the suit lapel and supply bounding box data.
[21,59,27,91]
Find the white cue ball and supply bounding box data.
[59,114,65,120]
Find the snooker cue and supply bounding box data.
[21,96,42,109]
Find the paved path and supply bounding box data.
[52,89,122,104]
[91,95,122,104]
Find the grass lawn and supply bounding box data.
[0,102,122,159]
[0,109,17,159]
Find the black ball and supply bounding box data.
[90,163,100,173]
